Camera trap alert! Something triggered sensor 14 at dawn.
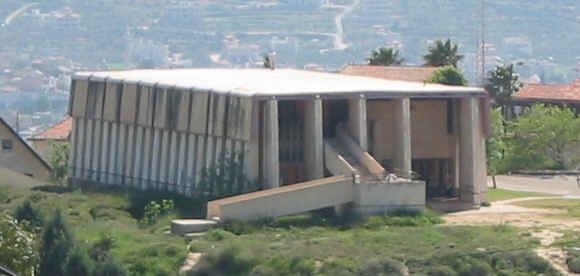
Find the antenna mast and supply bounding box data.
[479,0,486,86]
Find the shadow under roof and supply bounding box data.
[74,68,486,99]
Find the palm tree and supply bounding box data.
[367,47,404,66]
[423,39,464,67]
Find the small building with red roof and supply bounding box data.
[29,116,72,159]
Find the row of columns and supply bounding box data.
[260,96,485,205]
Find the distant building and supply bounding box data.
[0,117,51,180]
[512,79,580,114]
[29,116,72,160]
[340,65,437,82]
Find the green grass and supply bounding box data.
[513,198,580,218]
[487,188,554,202]
[189,219,551,275]
[0,179,189,275]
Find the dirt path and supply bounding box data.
[445,197,580,275]
[324,0,360,50]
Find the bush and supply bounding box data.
[568,257,580,273]
[39,210,75,276]
[90,233,116,262]
[94,257,128,276]
[188,246,257,276]
[140,199,174,225]
[65,246,94,276]
[428,265,457,276]
[0,215,38,276]
[205,229,236,241]
[14,199,45,229]
[263,256,316,276]
[359,257,407,276]
[318,258,358,276]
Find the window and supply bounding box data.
[1,139,13,150]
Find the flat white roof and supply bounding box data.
[74,68,486,99]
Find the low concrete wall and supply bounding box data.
[353,180,426,215]
[207,176,354,221]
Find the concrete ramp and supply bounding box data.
[207,176,353,221]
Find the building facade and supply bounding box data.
[68,69,488,211]
[0,117,52,180]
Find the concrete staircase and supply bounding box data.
[206,176,353,221]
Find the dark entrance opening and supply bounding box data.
[278,101,305,185]
[323,99,349,138]
[412,159,456,199]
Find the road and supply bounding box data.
[490,174,580,197]
[325,0,361,50]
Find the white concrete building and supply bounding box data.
[68,68,489,219]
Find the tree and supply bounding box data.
[39,210,74,276]
[367,47,404,66]
[485,64,523,119]
[427,66,467,86]
[423,39,464,67]
[509,104,580,170]
[0,215,38,276]
[486,108,509,187]
[49,142,70,185]
[65,246,94,276]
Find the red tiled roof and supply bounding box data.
[340,65,438,82]
[30,116,72,141]
[513,79,580,103]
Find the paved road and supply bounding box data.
[489,175,580,197]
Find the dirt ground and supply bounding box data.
[445,197,580,275]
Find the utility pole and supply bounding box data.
[479,0,486,87]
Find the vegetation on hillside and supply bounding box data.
[367,47,404,66]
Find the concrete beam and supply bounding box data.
[393,98,412,177]
[263,100,280,188]
[459,97,487,206]
[304,98,324,180]
[348,98,368,151]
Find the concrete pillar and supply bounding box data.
[459,97,487,206]
[263,100,280,188]
[393,98,412,178]
[348,98,368,151]
[304,98,324,180]
[246,102,261,183]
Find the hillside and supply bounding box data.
[0,0,579,87]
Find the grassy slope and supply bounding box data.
[0,173,188,275]
[188,214,543,274]
[487,188,554,202]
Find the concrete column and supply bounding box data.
[459,97,487,206]
[245,102,261,183]
[393,98,412,178]
[348,98,368,151]
[304,98,324,180]
[263,100,280,188]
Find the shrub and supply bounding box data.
[140,199,174,225]
[14,199,45,229]
[90,233,116,262]
[263,256,316,276]
[65,245,94,276]
[205,229,236,242]
[428,265,457,276]
[359,257,407,276]
[0,215,38,276]
[39,210,75,276]
[568,257,580,273]
[94,257,128,276]
[317,258,359,276]
[188,246,257,276]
